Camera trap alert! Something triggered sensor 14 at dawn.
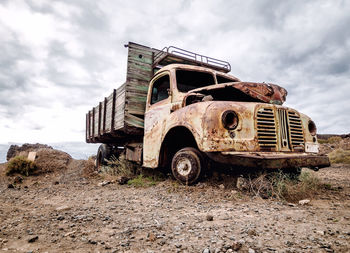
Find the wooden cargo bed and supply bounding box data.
[86,43,159,143]
[86,42,231,144]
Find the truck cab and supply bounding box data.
[86,42,330,185]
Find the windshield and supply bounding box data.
[216,74,238,84]
[176,70,215,92]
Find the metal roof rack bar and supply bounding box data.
[153,45,231,72]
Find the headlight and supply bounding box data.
[308,120,317,136]
[222,110,239,130]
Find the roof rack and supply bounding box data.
[153,46,231,73]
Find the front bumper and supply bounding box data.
[205,151,330,170]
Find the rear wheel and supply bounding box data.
[96,144,112,169]
[171,147,205,185]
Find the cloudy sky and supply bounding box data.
[0,0,349,144]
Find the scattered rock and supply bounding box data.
[248,229,257,236]
[316,230,325,236]
[64,231,76,238]
[299,199,311,205]
[236,177,248,190]
[56,205,71,212]
[219,184,225,189]
[175,243,182,248]
[99,181,111,187]
[248,248,255,253]
[27,235,38,243]
[147,232,156,242]
[13,176,23,184]
[88,239,97,244]
[118,176,130,185]
[231,241,242,251]
[206,214,214,221]
[202,248,211,253]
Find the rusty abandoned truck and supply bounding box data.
[86,42,330,184]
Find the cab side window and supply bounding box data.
[151,75,170,104]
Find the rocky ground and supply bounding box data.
[0,141,350,253]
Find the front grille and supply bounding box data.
[257,107,304,151]
[287,111,304,149]
[257,107,277,150]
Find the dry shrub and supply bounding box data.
[82,156,97,177]
[283,171,322,202]
[328,148,350,164]
[318,136,342,144]
[103,154,136,177]
[247,170,324,202]
[34,149,72,173]
[6,156,37,176]
[317,139,328,144]
[327,136,342,144]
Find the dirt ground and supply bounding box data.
[0,159,349,253]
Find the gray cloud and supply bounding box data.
[0,0,349,143]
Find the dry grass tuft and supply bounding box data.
[6,156,37,176]
[127,174,158,187]
[82,156,97,177]
[103,154,136,177]
[247,170,327,202]
[328,148,350,164]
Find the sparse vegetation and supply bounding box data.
[127,174,158,187]
[318,136,342,144]
[328,148,350,164]
[6,156,37,176]
[247,170,329,202]
[103,154,136,177]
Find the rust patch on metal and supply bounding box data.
[189,82,287,105]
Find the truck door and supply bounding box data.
[143,71,172,168]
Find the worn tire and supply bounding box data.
[171,147,205,185]
[96,144,112,169]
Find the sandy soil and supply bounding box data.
[0,160,349,253]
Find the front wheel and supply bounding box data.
[171,147,205,185]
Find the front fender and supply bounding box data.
[162,102,213,151]
[202,101,258,152]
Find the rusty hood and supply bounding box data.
[189,82,288,105]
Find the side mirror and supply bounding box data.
[167,88,172,96]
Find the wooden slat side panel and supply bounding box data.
[99,101,105,135]
[125,114,145,129]
[89,110,93,139]
[104,93,113,133]
[86,113,90,141]
[114,90,125,130]
[93,105,99,137]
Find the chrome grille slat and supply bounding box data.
[287,111,304,148]
[256,108,277,150]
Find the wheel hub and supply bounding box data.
[176,158,192,177]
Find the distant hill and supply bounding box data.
[317,133,350,139]
[0,142,99,163]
